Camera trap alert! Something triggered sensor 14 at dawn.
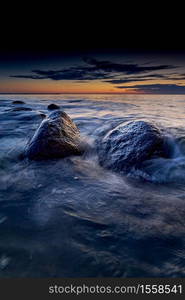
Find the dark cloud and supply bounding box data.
[104,73,185,85]
[104,74,168,84]
[116,84,185,94]
[83,57,174,74]
[10,75,44,79]
[10,57,176,82]
[11,66,111,81]
[105,78,149,84]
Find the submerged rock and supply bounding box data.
[97,120,164,172]
[39,112,46,119]
[24,110,84,160]
[19,112,46,121]
[6,109,45,121]
[47,103,60,110]
[12,107,32,111]
[12,100,25,104]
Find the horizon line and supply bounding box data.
[0,92,140,95]
[0,92,185,95]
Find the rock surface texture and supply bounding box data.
[97,120,164,172]
[25,110,83,160]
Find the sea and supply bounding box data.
[0,93,185,277]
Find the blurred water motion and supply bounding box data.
[0,94,185,277]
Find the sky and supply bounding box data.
[0,51,185,94]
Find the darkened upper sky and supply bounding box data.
[0,0,184,94]
[0,51,185,94]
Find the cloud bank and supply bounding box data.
[10,57,175,81]
[116,84,185,94]
[10,57,185,93]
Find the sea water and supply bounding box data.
[0,94,185,277]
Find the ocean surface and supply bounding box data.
[0,94,185,277]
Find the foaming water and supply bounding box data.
[129,134,185,183]
[1,94,185,277]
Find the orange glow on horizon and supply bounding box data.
[0,78,143,94]
[1,77,184,94]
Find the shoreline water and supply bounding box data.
[0,94,185,277]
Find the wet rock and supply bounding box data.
[47,103,60,110]
[39,113,46,119]
[24,110,84,160]
[12,107,32,111]
[12,100,25,104]
[18,112,45,121]
[6,109,45,122]
[97,120,165,172]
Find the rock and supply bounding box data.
[12,107,32,111]
[12,100,25,104]
[18,112,45,122]
[39,113,46,119]
[47,103,60,110]
[7,109,45,122]
[7,106,44,120]
[97,120,164,172]
[24,110,84,160]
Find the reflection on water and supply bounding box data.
[1,94,185,277]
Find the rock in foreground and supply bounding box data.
[25,110,84,160]
[97,120,164,172]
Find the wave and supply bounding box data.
[129,135,185,183]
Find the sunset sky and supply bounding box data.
[0,51,185,94]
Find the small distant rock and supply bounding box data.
[39,113,46,119]
[12,100,25,104]
[12,107,32,111]
[47,103,60,110]
[16,111,45,122]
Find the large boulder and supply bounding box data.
[24,110,84,160]
[97,120,165,172]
